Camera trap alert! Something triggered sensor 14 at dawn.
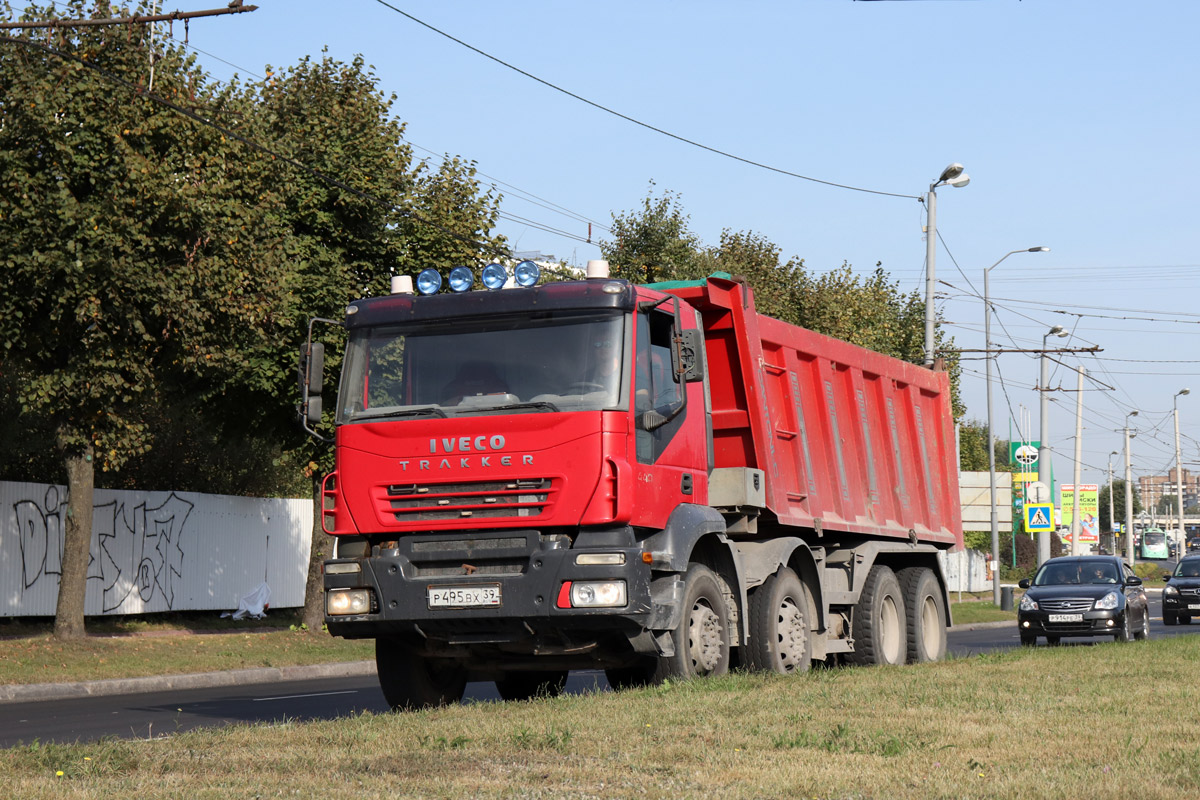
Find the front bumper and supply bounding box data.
[1163,592,1200,617]
[323,529,656,647]
[1018,608,1124,638]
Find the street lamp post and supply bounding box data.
[1107,451,1118,553]
[1037,324,1069,565]
[923,163,970,367]
[984,246,1050,605]
[1175,389,1190,556]
[1124,410,1139,564]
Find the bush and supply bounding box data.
[1134,562,1168,582]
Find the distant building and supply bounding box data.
[1138,468,1200,513]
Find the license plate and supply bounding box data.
[1048,613,1083,622]
[1188,604,1200,610]
[428,583,501,608]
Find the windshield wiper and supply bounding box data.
[351,405,447,421]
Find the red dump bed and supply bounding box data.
[663,276,962,548]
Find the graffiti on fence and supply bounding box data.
[12,488,193,612]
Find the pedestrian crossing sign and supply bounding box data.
[1024,503,1054,532]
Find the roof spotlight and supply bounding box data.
[481,262,508,290]
[416,268,442,295]
[448,266,474,293]
[514,260,541,287]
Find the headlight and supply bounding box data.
[326,589,372,616]
[1019,594,1039,611]
[1094,591,1120,610]
[569,581,627,608]
[1165,584,1179,596]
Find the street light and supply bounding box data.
[1124,410,1139,565]
[923,162,971,367]
[1037,323,1069,565]
[1107,450,1118,553]
[1175,388,1190,556]
[984,246,1050,605]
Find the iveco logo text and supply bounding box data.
[395,435,533,471]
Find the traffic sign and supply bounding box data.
[1025,503,1054,533]
[1027,481,1050,503]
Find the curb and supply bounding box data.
[0,660,377,705]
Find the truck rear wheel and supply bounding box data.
[745,567,812,674]
[897,567,947,663]
[654,563,731,681]
[495,670,569,701]
[849,565,907,666]
[375,637,466,710]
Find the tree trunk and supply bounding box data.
[301,473,327,633]
[54,443,95,640]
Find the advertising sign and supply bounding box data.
[1061,484,1099,542]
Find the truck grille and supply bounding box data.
[380,479,555,522]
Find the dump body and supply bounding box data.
[661,275,962,547]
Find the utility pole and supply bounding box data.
[1124,411,1139,564]
[1070,367,1084,556]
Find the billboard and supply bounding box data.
[1061,484,1099,542]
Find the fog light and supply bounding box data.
[1105,619,1115,628]
[1021,620,1031,628]
[569,580,626,608]
[326,589,372,616]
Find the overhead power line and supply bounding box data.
[370,0,919,201]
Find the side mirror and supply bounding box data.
[1125,575,1143,587]
[301,342,325,395]
[306,395,323,425]
[1018,578,1031,589]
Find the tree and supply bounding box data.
[1099,480,1143,534]
[0,6,295,637]
[958,419,1012,473]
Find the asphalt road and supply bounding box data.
[4,594,1196,749]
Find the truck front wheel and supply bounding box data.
[897,567,947,663]
[745,567,813,674]
[654,563,731,681]
[849,565,907,666]
[375,637,466,710]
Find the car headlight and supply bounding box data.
[1094,591,1120,611]
[1019,594,1038,611]
[1164,584,1179,596]
[565,581,627,608]
[326,589,372,616]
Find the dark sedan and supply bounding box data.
[1163,554,1200,625]
[1017,555,1149,645]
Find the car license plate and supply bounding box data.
[1188,604,1200,610]
[428,584,501,609]
[1048,613,1083,622]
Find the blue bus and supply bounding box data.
[1140,528,1169,560]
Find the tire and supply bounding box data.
[1181,615,1193,625]
[375,637,467,710]
[1134,609,1150,641]
[1114,613,1134,643]
[745,567,813,674]
[850,565,907,666]
[897,567,947,663]
[1164,612,1178,626]
[1019,633,1036,646]
[653,563,732,681]
[495,670,569,701]
[605,658,658,691]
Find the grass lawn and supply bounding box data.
[2,636,1198,798]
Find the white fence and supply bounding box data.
[939,547,992,594]
[1,480,313,617]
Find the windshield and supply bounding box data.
[1034,561,1120,586]
[1143,530,1165,546]
[1175,561,1200,578]
[336,311,629,423]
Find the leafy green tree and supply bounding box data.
[601,186,707,283]
[0,4,293,637]
[958,419,1012,473]
[1099,480,1143,534]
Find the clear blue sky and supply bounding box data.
[32,1,1200,500]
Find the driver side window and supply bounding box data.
[635,306,685,463]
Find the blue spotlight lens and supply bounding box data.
[416,268,442,295]
[448,266,474,293]
[481,263,508,290]
[514,260,541,287]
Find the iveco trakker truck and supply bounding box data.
[302,263,963,709]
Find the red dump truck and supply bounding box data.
[302,264,963,709]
